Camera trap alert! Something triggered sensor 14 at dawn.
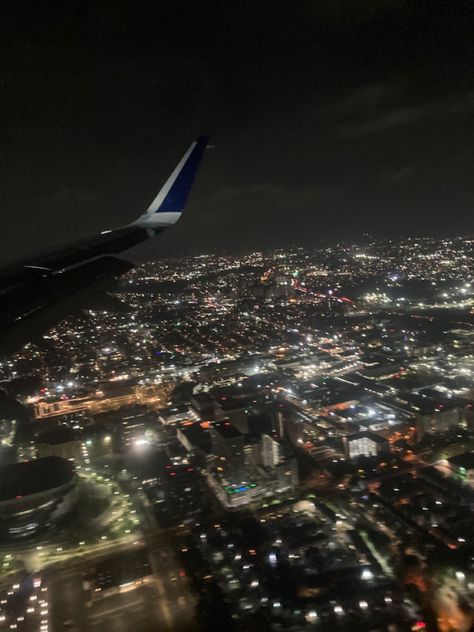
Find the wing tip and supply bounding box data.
[133,135,210,229]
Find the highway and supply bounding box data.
[44,462,198,632]
[47,534,197,632]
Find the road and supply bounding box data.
[46,469,198,632]
[48,536,197,632]
[436,584,472,632]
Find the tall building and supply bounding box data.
[210,420,246,483]
[190,393,216,420]
[261,433,283,467]
[120,407,155,449]
[344,431,389,459]
[416,406,463,439]
[158,462,203,525]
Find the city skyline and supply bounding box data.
[0,238,473,630]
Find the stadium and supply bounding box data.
[0,456,79,540]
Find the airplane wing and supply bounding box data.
[0,135,210,355]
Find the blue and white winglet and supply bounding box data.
[133,135,210,235]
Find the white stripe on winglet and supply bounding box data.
[146,140,197,215]
[134,211,182,228]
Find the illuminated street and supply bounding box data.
[47,535,197,632]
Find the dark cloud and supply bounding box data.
[382,165,416,184]
[336,81,403,113]
[344,92,474,137]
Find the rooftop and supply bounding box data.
[178,422,212,453]
[448,452,474,470]
[211,419,242,439]
[0,456,75,501]
[348,431,389,444]
[36,426,78,445]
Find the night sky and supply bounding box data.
[1,1,473,264]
